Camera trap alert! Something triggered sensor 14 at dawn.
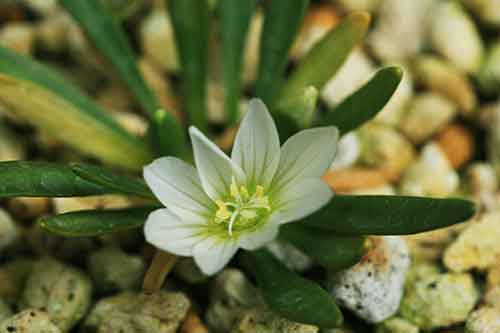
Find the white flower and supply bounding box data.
[143,99,339,275]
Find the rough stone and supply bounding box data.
[328,236,410,323]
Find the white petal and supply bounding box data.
[144,157,214,224]
[231,99,280,188]
[270,126,338,194]
[189,127,246,200]
[273,178,333,224]
[238,213,280,250]
[144,208,203,256]
[192,237,238,275]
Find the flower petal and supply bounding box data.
[270,126,338,194]
[231,99,280,188]
[189,127,246,200]
[192,237,238,275]
[144,208,203,256]
[238,213,281,250]
[144,157,214,224]
[273,178,333,224]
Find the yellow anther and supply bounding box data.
[255,185,265,198]
[230,177,240,199]
[240,186,249,199]
[215,200,231,221]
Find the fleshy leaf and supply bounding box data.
[0,161,107,198]
[240,249,343,328]
[168,0,210,131]
[71,163,155,199]
[275,86,318,128]
[280,223,368,271]
[39,206,156,237]
[255,0,309,106]
[320,66,403,135]
[219,0,257,123]
[303,195,476,235]
[280,12,371,102]
[0,47,152,170]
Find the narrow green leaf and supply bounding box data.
[38,206,156,237]
[280,12,370,102]
[71,164,155,199]
[0,161,107,198]
[150,109,188,159]
[240,249,343,328]
[280,224,368,271]
[60,0,187,157]
[60,0,157,114]
[320,67,403,135]
[0,47,152,170]
[303,195,477,235]
[255,0,309,106]
[219,0,256,124]
[101,0,143,21]
[168,0,210,131]
[275,86,318,128]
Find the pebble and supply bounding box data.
[84,291,190,333]
[0,309,61,333]
[328,236,410,323]
[465,306,500,333]
[0,209,17,252]
[375,317,419,333]
[0,299,11,323]
[88,246,146,294]
[19,258,92,331]
[399,272,478,329]
[444,211,500,272]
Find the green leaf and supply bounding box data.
[275,86,318,128]
[38,206,156,237]
[0,161,108,198]
[60,0,188,158]
[280,12,370,102]
[149,109,189,159]
[240,249,343,328]
[320,67,403,135]
[60,0,158,115]
[255,0,309,106]
[0,47,152,170]
[71,163,155,200]
[168,0,210,131]
[219,0,256,124]
[303,195,477,235]
[101,0,143,21]
[280,224,368,271]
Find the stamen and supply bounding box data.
[227,210,239,236]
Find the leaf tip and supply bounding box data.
[350,11,371,31]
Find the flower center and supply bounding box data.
[214,177,271,236]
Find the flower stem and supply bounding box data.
[142,250,178,293]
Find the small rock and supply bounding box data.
[0,309,61,333]
[404,224,465,261]
[399,272,478,329]
[328,236,410,323]
[429,1,483,74]
[465,306,500,333]
[444,211,500,272]
[6,197,50,220]
[0,22,36,55]
[88,247,146,294]
[0,299,12,323]
[206,269,261,332]
[231,306,319,333]
[0,209,17,252]
[20,258,92,331]
[375,317,419,333]
[84,291,190,333]
[462,0,500,27]
[436,124,475,169]
[399,143,459,197]
[358,123,415,181]
[329,132,360,171]
[52,195,131,214]
[399,93,457,144]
